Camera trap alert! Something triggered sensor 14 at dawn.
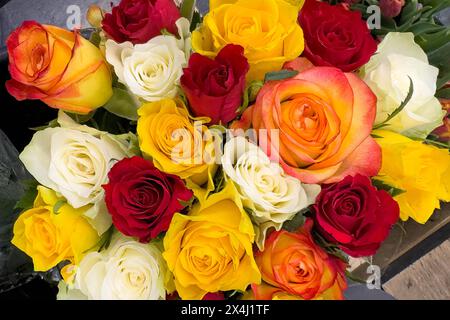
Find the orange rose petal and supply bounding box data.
[230,105,254,132]
[322,136,382,184]
[252,283,282,300]
[295,67,354,137]
[48,32,103,93]
[310,72,377,170]
[32,37,72,91]
[283,57,315,73]
[5,79,47,101]
[44,24,76,46]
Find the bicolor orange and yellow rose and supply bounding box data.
[6,21,112,114]
[192,0,305,82]
[253,219,347,300]
[233,59,381,184]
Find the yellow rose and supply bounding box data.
[137,98,220,186]
[11,186,100,272]
[163,182,261,300]
[193,0,305,82]
[374,130,450,224]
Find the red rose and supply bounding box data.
[203,293,225,301]
[102,0,181,44]
[181,44,249,125]
[313,175,399,257]
[298,0,377,72]
[379,0,405,18]
[103,156,193,243]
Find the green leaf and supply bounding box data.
[373,77,414,130]
[67,111,96,124]
[282,208,309,232]
[372,179,406,197]
[160,28,174,36]
[14,180,39,211]
[236,81,263,115]
[422,137,450,150]
[179,196,195,212]
[53,200,66,215]
[437,69,450,90]
[212,166,226,195]
[371,134,384,139]
[224,290,243,300]
[99,226,115,252]
[408,22,444,35]
[437,87,450,99]
[103,87,139,121]
[29,119,59,131]
[83,225,115,254]
[400,0,421,25]
[89,29,102,47]
[181,0,196,22]
[264,69,299,83]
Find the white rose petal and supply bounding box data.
[175,17,192,60]
[65,234,168,300]
[19,111,137,235]
[106,34,186,102]
[361,32,445,139]
[222,137,321,250]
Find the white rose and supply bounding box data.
[361,32,445,139]
[19,111,138,234]
[106,33,186,102]
[174,17,192,60]
[222,137,321,250]
[67,234,168,300]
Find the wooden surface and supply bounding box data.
[350,203,450,280]
[383,240,450,300]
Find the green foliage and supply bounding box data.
[53,200,66,215]
[181,0,196,22]
[264,69,299,83]
[14,180,39,211]
[352,0,450,89]
[372,179,407,197]
[103,87,139,121]
[282,207,310,232]
[89,29,102,47]
[236,81,264,115]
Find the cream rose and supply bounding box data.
[19,111,138,234]
[361,32,445,139]
[222,136,320,250]
[106,29,187,102]
[65,234,169,300]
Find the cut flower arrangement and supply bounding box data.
[3,0,450,300]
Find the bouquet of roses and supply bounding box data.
[3,0,450,300]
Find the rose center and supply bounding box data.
[31,44,46,73]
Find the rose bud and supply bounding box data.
[380,0,406,18]
[102,0,181,44]
[181,44,249,125]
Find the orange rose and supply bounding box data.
[6,21,113,114]
[253,219,347,300]
[232,58,381,184]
